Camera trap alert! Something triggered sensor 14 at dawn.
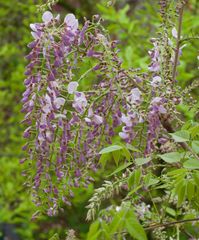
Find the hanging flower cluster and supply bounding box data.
[22,10,181,215]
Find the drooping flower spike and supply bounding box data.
[22,10,181,215]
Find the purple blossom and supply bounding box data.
[54,97,65,109]
[64,14,78,32]
[93,114,103,125]
[72,92,87,113]
[145,97,167,154]
[127,88,142,105]
[151,76,162,87]
[119,131,129,140]
[121,113,132,127]
[67,81,79,94]
[42,11,53,23]
[85,108,103,125]
[148,39,160,72]
[172,27,178,38]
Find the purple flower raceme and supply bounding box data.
[22,10,172,216]
[119,87,143,143]
[145,97,167,154]
[22,11,133,215]
[148,38,161,73]
[22,11,84,213]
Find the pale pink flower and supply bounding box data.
[121,113,132,127]
[151,76,161,87]
[127,88,142,105]
[42,11,53,24]
[54,97,65,109]
[172,27,178,38]
[67,81,79,94]
[93,114,103,125]
[119,132,129,139]
[64,14,78,32]
[72,92,87,113]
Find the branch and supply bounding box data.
[179,36,199,44]
[172,6,184,82]
[145,217,199,230]
[123,71,147,93]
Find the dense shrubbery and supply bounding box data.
[0,0,199,239]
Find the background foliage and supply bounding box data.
[0,0,198,239]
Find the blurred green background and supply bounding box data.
[0,0,198,239]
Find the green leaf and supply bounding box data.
[125,212,147,240]
[144,173,159,187]
[86,221,101,240]
[158,152,181,163]
[147,177,160,187]
[109,209,126,234]
[177,182,186,207]
[122,147,131,161]
[49,234,59,240]
[192,141,199,154]
[167,168,187,176]
[187,181,195,201]
[165,207,176,217]
[182,121,193,130]
[128,185,142,196]
[174,178,186,208]
[128,168,142,189]
[193,173,199,186]
[135,157,151,166]
[99,153,110,168]
[170,130,190,142]
[189,125,199,138]
[99,145,123,154]
[108,162,132,177]
[126,144,141,152]
[183,158,199,169]
[112,150,121,166]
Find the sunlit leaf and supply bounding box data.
[125,212,147,240]
[192,141,199,154]
[108,162,132,176]
[99,153,110,168]
[158,152,181,163]
[86,221,101,240]
[183,158,199,169]
[165,207,176,217]
[170,130,190,142]
[112,150,121,166]
[135,157,151,166]
[177,183,186,207]
[187,180,195,201]
[122,147,131,161]
[99,145,123,154]
[128,168,142,189]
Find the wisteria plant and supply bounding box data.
[22,0,199,239]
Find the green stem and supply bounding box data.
[172,6,184,82]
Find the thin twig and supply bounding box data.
[123,71,147,93]
[172,6,184,82]
[179,36,199,44]
[145,217,199,230]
